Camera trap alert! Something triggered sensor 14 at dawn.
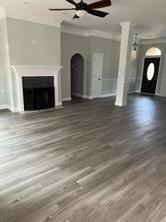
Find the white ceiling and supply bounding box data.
[2,0,166,39]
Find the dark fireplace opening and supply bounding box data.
[23,77,55,111]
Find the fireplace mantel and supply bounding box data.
[11,65,62,112]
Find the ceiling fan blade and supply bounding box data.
[73,14,80,19]
[87,0,111,9]
[49,8,75,11]
[87,9,109,17]
[66,0,77,6]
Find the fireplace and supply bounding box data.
[11,66,62,112]
[23,77,55,111]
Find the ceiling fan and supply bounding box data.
[49,0,112,19]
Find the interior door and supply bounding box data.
[92,53,103,98]
[141,57,160,94]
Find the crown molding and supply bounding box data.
[140,37,166,45]
[61,24,120,41]
[88,30,121,41]
[120,21,135,27]
[61,24,88,37]
[6,15,61,28]
[0,6,6,20]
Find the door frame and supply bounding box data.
[91,53,103,99]
[139,55,161,95]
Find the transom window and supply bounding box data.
[145,47,161,57]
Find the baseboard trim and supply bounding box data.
[11,107,20,112]
[0,105,22,112]
[128,91,138,94]
[71,93,84,98]
[71,93,93,100]
[100,91,138,98]
[0,105,10,110]
[62,97,72,101]
[82,95,93,100]
[0,105,16,112]
[100,92,116,98]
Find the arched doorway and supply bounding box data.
[71,53,84,99]
[141,47,161,95]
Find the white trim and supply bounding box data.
[128,91,137,94]
[62,24,87,37]
[155,57,162,95]
[7,16,61,28]
[62,97,72,101]
[0,105,19,112]
[82,95,93,100]
[11,65,63,112]
[71,93,93,100]
[71,93,84,98]
[0,105,10,110]
[0,6,6,20]
[61,24,120,41]
[140,38,166,45]
[88,30,120,41]
[144,55,161,58]
[139,56,146,92]
[100,91,137,98]
[100,93,116,98]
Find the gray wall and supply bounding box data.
[90,36,120,95]
[7,18,61,66]
[136,42,166,96]
[129,47,140,92]
[4,18,61,110]
[61,32,121,99]
[61,32,138,100]
[61,32,91,99]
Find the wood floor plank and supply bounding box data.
[1,94,166,222]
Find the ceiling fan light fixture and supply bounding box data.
[75,10,87,17]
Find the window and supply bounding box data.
[147,63,155,80]
[145,47,161,57]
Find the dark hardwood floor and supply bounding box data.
[1,94,166,222]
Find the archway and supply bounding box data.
[141,47,161,95]
[71,53,84,99]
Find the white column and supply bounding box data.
[115,21,134,106]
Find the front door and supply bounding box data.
[141,57,160,94]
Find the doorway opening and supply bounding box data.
[71,53,84,101]
[141,47,161,95]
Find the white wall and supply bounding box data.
[0,7,13,110]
